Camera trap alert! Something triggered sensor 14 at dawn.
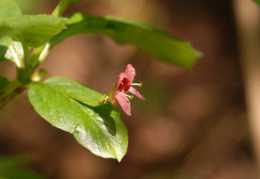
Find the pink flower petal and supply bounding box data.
[115,93,131,116]
[129,87,145,100]
[124,64,136,83]
[116,73,126,89]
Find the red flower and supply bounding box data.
[99,64,145,116]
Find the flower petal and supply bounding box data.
[115,93,131,116]
[116,73,126,88]
[129,87,145,100]
[124,64,136,83]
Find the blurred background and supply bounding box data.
[0,0,258,178]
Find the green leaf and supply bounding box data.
[0,155,43,179]
[70,0,80,2]
[253,0,260,5]
[28,77,128,161]
[51,13,201,69]
[0,15,67,47]
[0,0,22,17]
[0,155,30,172]
[0,36,12,59]
[43,76,102,106]
[0,77,9,90]
[0,38,23,68]
[1,41,24,67]
[0,168,44,179]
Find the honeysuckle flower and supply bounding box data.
[99,64,145,116]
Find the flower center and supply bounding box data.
[118,77,131,92]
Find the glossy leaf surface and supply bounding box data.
[43,76,102,107]
[28,77,128,161]
[51,13,201,69]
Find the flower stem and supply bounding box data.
[51,0,80,17]
[20,36,30,71]
[18,44,46,84]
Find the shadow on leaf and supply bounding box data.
[89,103,117,136]
[77,101,117,136]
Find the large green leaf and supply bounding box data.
[51,13,201,69]
[28,77,128,161]
[43,76,101,107]
[0,0,22,17]
[0,15,67,47]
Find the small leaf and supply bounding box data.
[253,0,260,5]
[51,13,201,69]
[0,0,22,17]
[0,155,43,179]
[0,168,44,179]
[0,77,9,90]
[0,40,23,67]
[0,15,67,47]
[70,0,80,2]
[3,41,23,65]
[0,155,30,172]
[28,77,128,161]
[0,36,12,58]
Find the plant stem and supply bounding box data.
[51,0,80,17]
[1,0,81,108]
[0,79,25,109]
[20,36,30,70]
[18,44,46,84]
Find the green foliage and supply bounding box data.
[0,0,21,62]
[0,155,43,179]
[0,36,12,59]
[0,15,67,47]
[0,40,24,68]
[253,0,260,5]
[28,77,128,161]
[51,13,201,69]
[0,77,9,90]
[0,0,202,162]
[0,0,22,16]
[42,77,102,106]
[52,0,81,17]
[13,0,44,14]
